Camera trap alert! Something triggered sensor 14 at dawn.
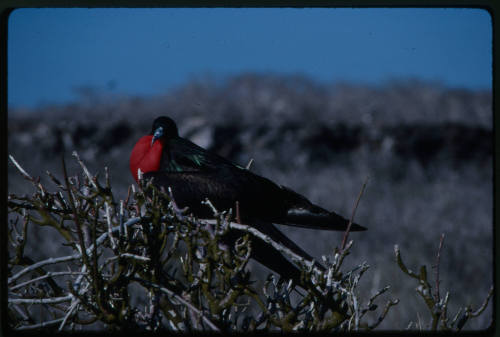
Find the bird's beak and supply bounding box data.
[152,126,164,146]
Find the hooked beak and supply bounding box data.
[151,126,164,146]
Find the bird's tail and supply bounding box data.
[279,186,367,231]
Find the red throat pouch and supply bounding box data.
[129,135,164,182]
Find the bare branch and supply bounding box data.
[107,253,151,263]
[360,285,391,318]
[105,202,117,250]
[9,295,73,305]
[433,233,445,302]
[119,199,126,240]
[134,278,220,332]
[58,298,79,331]
[394,245,419,280]
[9,217,142,285]
[9,154,34,181]
[470,285,494,317]
[203,219,323,276]
[72,151,98,190]
[202,198,219,216]
[368,299,399,329]
[235,201,242,224]
[341,176,368,251]
[17,317,66,330]
[10,271,88,291]
[8,254,81,284]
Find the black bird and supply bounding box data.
[130,116,366,283]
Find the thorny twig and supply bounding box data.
[72,151,98,190]
[433,233,445,302]
[469,285,494,318]
[341,176,368,251]
[9,154,35,182]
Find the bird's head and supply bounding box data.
[130,116,179,183]
[151,116,179,146]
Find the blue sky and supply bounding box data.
[8,8,492,109]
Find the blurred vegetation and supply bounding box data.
[8,74,493,330]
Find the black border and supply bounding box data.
[1,2,496,337]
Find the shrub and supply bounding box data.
[7,152,491,332]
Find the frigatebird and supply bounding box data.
[130,116,366,283]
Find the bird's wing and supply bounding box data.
[152,148,367,232]
[143,168,294,225]
[162,137,245,173]
[142,170,248,218]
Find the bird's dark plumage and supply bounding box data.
[130,116,366,284]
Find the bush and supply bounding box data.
[7,153,491,332]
